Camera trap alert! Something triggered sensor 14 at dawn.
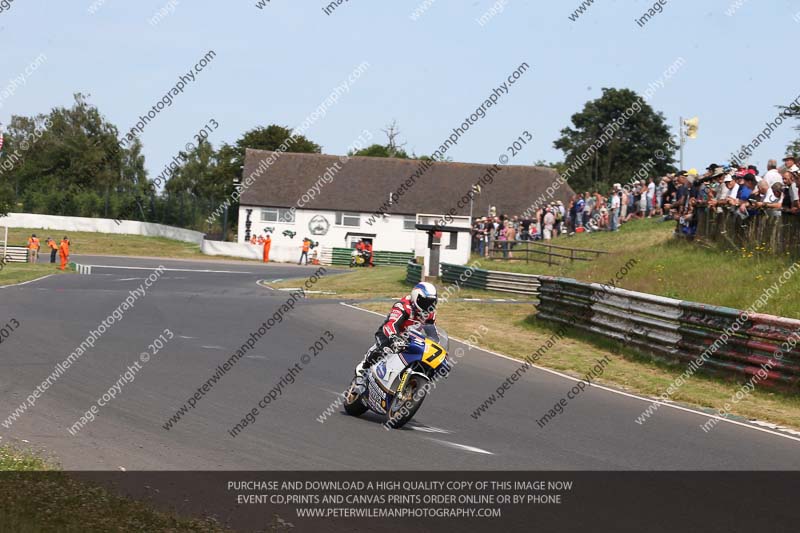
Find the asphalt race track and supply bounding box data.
[2,256,800,471]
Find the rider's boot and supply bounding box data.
[353,346,380,394]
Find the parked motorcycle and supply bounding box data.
[344,324,451,428]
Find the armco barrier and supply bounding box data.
[2,245,29,263]
[439,263,540,296]
[406,261,422,284]
[535,276,800,390]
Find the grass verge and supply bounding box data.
[5,227,248,262]
[0,263,71,286]
[0,445,228,532]
[268,265,520,301]
[358,300,800,430]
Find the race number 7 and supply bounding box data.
[425,344,443,363]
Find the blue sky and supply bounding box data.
[2,0,799,180]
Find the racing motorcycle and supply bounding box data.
[349,249,370,267]
[344,324,452,428]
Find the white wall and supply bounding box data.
[201,240,263,260]
[237,206,473,269]
[201,239,310,263]
[238,206,417,253]
[2,213,205,245]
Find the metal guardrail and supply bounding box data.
[536,276,800,390]
[3,245,30,263]
[487,240,608,266]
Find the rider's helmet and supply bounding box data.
[411,282,437,316]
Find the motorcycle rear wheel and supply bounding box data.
[385,374,430,429]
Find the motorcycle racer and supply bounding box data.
[354,282,438,391]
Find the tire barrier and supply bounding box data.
[405,262,422,285]
[438,263,540,296]
[536,276,800,391]
[331,248,413,266]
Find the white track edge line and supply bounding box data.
[0,274,54,289]
[85,264,253,274]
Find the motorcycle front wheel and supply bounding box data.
[343,380,368,417]
[385,374,430,429]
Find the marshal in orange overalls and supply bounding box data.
[262,235,271,263]
[59,238,70,270]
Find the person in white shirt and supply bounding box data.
[610,184,621,231]
[543,208,555,241]
[761,160,783,188]
[715,174,730,204]
[757,182,783,217]
[646,178,656,217]
[720,176,739,206]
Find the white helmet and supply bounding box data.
[411,282,437,316]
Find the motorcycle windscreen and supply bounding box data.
[404,324,448,368]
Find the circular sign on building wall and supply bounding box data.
[309,215,330,235]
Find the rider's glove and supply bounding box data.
[389,336,408,353]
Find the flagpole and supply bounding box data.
[679,116,685,170]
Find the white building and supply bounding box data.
[237,149,572,272]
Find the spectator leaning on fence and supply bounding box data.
[782,169,799,214]
[763,159,783,188]
[465,152,800,258]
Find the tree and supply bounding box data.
[0,179,12,216]
[350,120,411,159]
[118,137,148,220]
[2,93,133,218]
[784,104,800,157]
[382,119,407,157]
[553,88,676,192]
[350,143,410,159]
[232,125,321,170]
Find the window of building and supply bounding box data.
[260,208,295,223]
[446,232,458,250]
[403,216,416,231]
[335,212,361,227]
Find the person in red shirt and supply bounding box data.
[364,240,374,267]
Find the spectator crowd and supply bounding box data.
[471,154,800,256]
